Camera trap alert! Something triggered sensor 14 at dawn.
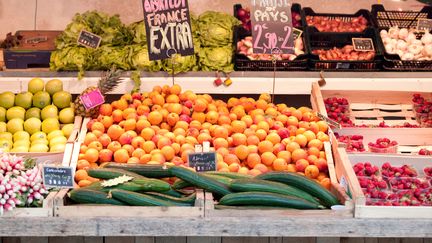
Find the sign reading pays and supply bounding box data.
[250,0,294,54]
[42,166,74,188]
[79,89,105,110]
[142,0,194,60]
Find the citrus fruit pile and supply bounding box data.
[76,84,331,189]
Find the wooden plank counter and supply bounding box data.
[0,216,431,237]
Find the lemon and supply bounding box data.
[0,92,15,109]
[0,139,12,150]
[14,140,30,148]
[49,136,67,147]
[32,91,51,109]
[53,91,72,109]
[29,144,49,152]
[0,122,6,133]
[0,132,12,141]
[28,78,45,94]
[31,139,49,146]
[25,107,41,120]
[62,124,74,139]
[6,106,26,121]
[42,118,60,134]
[7,118,24,134]
[13,131,30,142]
[59,107,74,124]
[24,117,42,135]
[49,143,65,152]
[45,79,63,96]
[30,131,47,141]
[11,146,29,153]
[41,105,58,120]
[0,107,6,122]
[15,92,33,109]
[47,130,63,141]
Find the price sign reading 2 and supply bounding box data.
[251,0,294,54]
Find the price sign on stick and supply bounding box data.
[187,152,217,172]
[250,0,294,54]
[417,18,432,32]
[77,30,102,49]
[43,166,74,188]
[142,0,194,60]
[352,38,375,52]
[79,89,105,110]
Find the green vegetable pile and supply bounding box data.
[50,10,240,76]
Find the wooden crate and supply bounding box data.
[205,142,353,218]
[332,137,432,219]
[9,116,83,164]
[311,82,432,146]
[54,189,205,218]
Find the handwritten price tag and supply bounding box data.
[352,38,375,52]
[79,89,105,110]
[43,166,74,188]
[187,152,216,172]
[77,30,102,49]
[417,18,432,32]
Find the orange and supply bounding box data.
[193,98,207,112]
[224,154,240,165]
[261,151,276,166]
[228,163,241,172]
[234,145,249,161]
[295,134,308,147]
[74,169,88,182]
[266,132,281,145]
[91,122,105,133]
[320,178,331,190]
[107,125,124,141]
[305,165,320,179]
[308,139,324,150]
[291,148,308,162]
[112,109,124,123]
[248,169,262,176]
[151,152,166,164]
[212,126,228,139]
[303,130,316,142]
[141,127,156,141]
[161,146,175,161]
[257,121,270,133]
[246,153,261,169]
[213,137,228,150]
[77,160,90,170]
[255,129,267,141]
[231,120,246,133]
[170,84,182,95]
[84,148,99,163]
[78,180,92,187]
[148,111,163,125]
[254,163,268,173]
[83,133,98,146]
[231,133,247,146]
[114,149,130,163]
[99,149,113,162]
[99,104,113,116]
[258,140,273,154]
[273,158,288,171]
[317,121,329,133]
[277,151,291,163]
[246,135,260,146]
[107,141,122,153]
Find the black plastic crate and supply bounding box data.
[233,3,308,71]
[371,4,432,71]
[301,7,373,32]
[305,27,383,71]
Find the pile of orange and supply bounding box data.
[75,84,331,189]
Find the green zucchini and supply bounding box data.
[168,166,231,196]
[256,172,339,207]
[161,188,184,198]
[218,192,324,209]
[110,189,176,206]
[87,168,146,180]
[132,178,170,192]
[172,174,233,190]
[229,179,320,205]
[205,171,252,179]
[68,188,126,205]
[144,192,196,206]
[102,163,172,178]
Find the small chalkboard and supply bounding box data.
[187,152,216,172]
[293,28,303,40]
[316,112,341,129]
[77,30,102,49]
[79,88,105,110]
[417,18,432,31]
[352,38,375,52]
[43,165,74,188]
[336,63,350,69]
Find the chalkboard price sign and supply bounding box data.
[142,0,194,60]
[250,0,294,54]
[417,18,432,31]
[77,30,102,49]
[43,166,74,188]
[352,38,375,52]
[187,152,216,172]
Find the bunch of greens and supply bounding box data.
[50,46,94,79]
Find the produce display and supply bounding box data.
[367,138,398,154]
[353,162,432,206]
[237,36,304,61]
[335,134,365,152]
[380,27,432,61]
[312,45,375,61]
[50,11,239,77]
[412,93,432,127]
[0,78,74,153]
[305,16,368,33]
[69,165,339,209]
[74,84,332,190]
[0,153,48,214]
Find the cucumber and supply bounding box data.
[102,163,172,178]
[256,172,339,207]
[205,171,252,179]
[132,178,170,192]
[173,174,233,190]
[87,168,146,180]
[161,188,184,198]
[229,179,320,205]
[68,188,126,205]
[218,192,324,209]
[144,192,196,206]
[168,166,231,196]
[110,189,176,206]
[86,181,145,192]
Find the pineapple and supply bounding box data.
[74,68,123,118]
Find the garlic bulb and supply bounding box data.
[396,49,405,57]
[401,52,414,60]
[380,29,389,38]
[408,44,423,55]
[421,31,432,45]
[396,40,407,51]
[385,43,394,54]
[398,28,409,40]
[406,32,417,44]
[422,44,432,57]
[382,37,391,45]
[388,26,400,39]
[411,39,422,46]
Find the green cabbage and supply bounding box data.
[128,45,162,72]
[49,46,94,79]
[198,46,234,72]
[198,11,240,47]
[163,54,198,74]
